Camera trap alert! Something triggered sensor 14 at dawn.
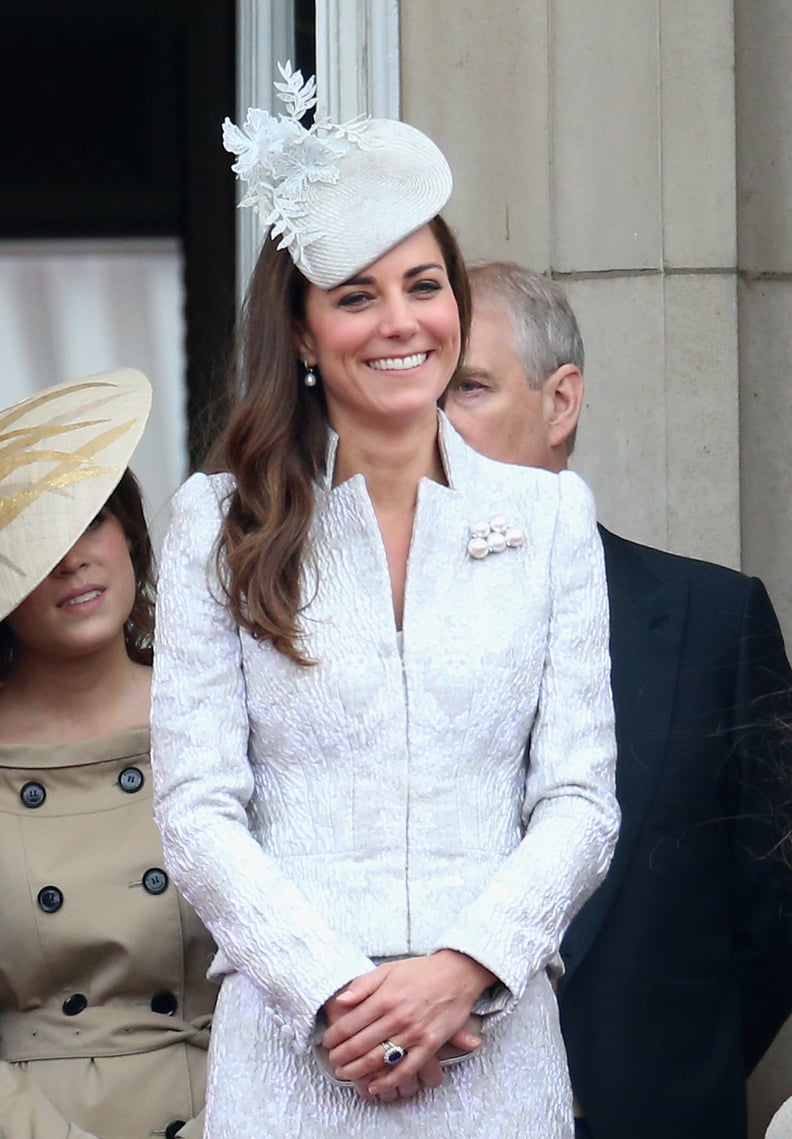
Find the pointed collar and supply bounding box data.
[318,410,473,496]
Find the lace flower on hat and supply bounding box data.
[222,61,375,262]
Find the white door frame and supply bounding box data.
[315,0,400,121]
[235,0,400,292]
[234,2,295,295]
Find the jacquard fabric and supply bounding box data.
[151,416,619,1138]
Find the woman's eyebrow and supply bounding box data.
[330,262,444,292]
[330,275,374,291]
[404,262,443,280]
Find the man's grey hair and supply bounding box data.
[468,261,584,390]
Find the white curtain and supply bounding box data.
[0,238,187,549]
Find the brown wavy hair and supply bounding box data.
[108,468,156,666]
[208,215,471,666]
[0,467,156,679]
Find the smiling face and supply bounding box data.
[5,508,136,665]
[297,224,461,434]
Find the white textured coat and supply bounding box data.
[151,417,619,1138]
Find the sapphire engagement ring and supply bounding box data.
[381,1040,407,1065]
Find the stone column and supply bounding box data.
[737,0,792,651]
[737,6,792,1133]
[401,0,741,570]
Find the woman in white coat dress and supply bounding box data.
[151,64,620,1139]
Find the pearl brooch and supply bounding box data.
[467,519,525,560]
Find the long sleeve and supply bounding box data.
[728,577,792,1071]
[0,1062,99,1139]
[151,474,374,1054]
[434,471,619,1006]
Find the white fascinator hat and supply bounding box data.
[222,62,453,289]
[0,368,152,622]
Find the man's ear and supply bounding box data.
[545,364,583,451]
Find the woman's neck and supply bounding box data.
[332,410,445,512]
[331,410,445,631]
[0,637,151,743]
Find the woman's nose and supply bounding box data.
[53,540,89,575]
[379,295,418,338]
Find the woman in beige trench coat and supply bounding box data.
[0,371,216,1139]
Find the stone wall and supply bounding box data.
[401,1,792,1132]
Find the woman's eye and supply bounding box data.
[412,279,442,296]
[86,509,108,532]
[337,291,371,308]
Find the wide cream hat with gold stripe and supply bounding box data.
[0,368,152,622]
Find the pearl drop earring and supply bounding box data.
[304,361,317,388]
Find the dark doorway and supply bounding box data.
[295,0,317,85]
[0,0,236,469]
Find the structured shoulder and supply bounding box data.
[601,527,757,598]
[600,529,787,660]
[164,473,238,552]
[441,418,563,511]
[557,469,596,518]
[172,470,235,512]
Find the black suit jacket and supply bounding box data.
[558,527,792,1139]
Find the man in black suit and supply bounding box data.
[444,261,792,1139]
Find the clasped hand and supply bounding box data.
[322,950,495,1103]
